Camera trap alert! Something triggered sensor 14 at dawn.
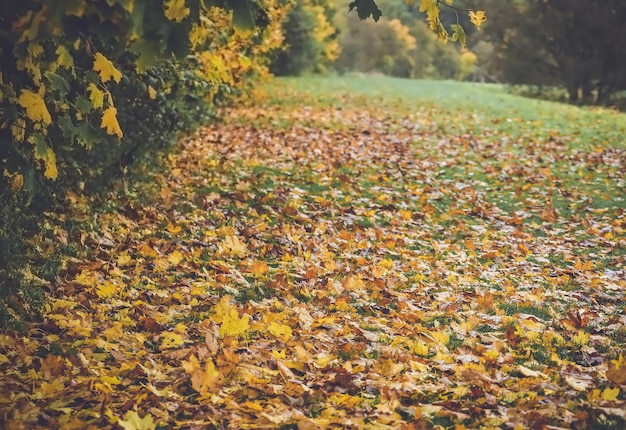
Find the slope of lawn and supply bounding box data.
[1,76,625,429]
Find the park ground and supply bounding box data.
[1,76,626,429]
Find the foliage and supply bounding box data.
[348,0,486,44]
[0,0,286,326]
[1,75,625,428]
[270,0,340,76]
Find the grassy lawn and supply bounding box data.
[1,76,625,429]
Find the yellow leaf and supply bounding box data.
[272,349,286,359]
[103,322,124,341]
[101,375,121,386]
[93,53,122,83]
[249,261,270,276]
[268,321,292,342]
[11,117,26,142]
[117,253,132,266]
[55,46,74,71]
[138,244,159,258]
[160,332,184,349]
[432,331,450,345]
[96,282,117,299]
[118,410,156,430]
[219,307,249,338]
[219,235,248,257]
[88,83,105,109]
[18,89,51,124]
[379,258,394,270]
[399,209,413,220]
[601,387,620,401]
[33,379,64,399]
[190,360,220,394]
[210,295,233,323]
[43,147,58,180]
[147,85,157,100]
[168,250,184,266]
[75,270,99,286]
[408,340,429,356]
[469,10,487,29]
[182,355,201,374]
[164,0,190,22]
[184,354,220,394]
[572,330,589,346]
[101,107,123,138]
[484,349,499,361]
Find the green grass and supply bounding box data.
[262,75,626,149]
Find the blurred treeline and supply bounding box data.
[270,0,626,108]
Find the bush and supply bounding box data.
[0,1,286,328]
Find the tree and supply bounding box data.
[480,0,626,105]
[270,0,340,76]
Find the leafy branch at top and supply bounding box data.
[348,0,487,46]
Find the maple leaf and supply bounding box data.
[469,10,487,29]
[93,53,122,83]
[602,387,620,401]
[160,332,184,349]
[18,89,52,124]
[164,0,190,22]
[88,83,105,109]
[118,410,156,430]
[219,307,249,338]
[101,107,123,138]
[268,321,293,342]
[219,235,248,257]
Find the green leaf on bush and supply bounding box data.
[130,39,161,73]
[45,72,70,98]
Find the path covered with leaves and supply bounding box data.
[2,79,626,429]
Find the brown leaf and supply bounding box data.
[607,360,626,385]
[137,317,163,332]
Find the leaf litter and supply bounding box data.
[1,82,625,429]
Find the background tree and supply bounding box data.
[333,0,463,79]
[270,0,340,75]
[477,0,626,105]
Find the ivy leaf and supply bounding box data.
[93,53,122,84]
[18,89,52,124]
[101,107,123,138]
[348,0,382,22]
[469,10,487,29]
[118,410,156,430]
[164,0,190,22]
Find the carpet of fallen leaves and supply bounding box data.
[2,81,626,429]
